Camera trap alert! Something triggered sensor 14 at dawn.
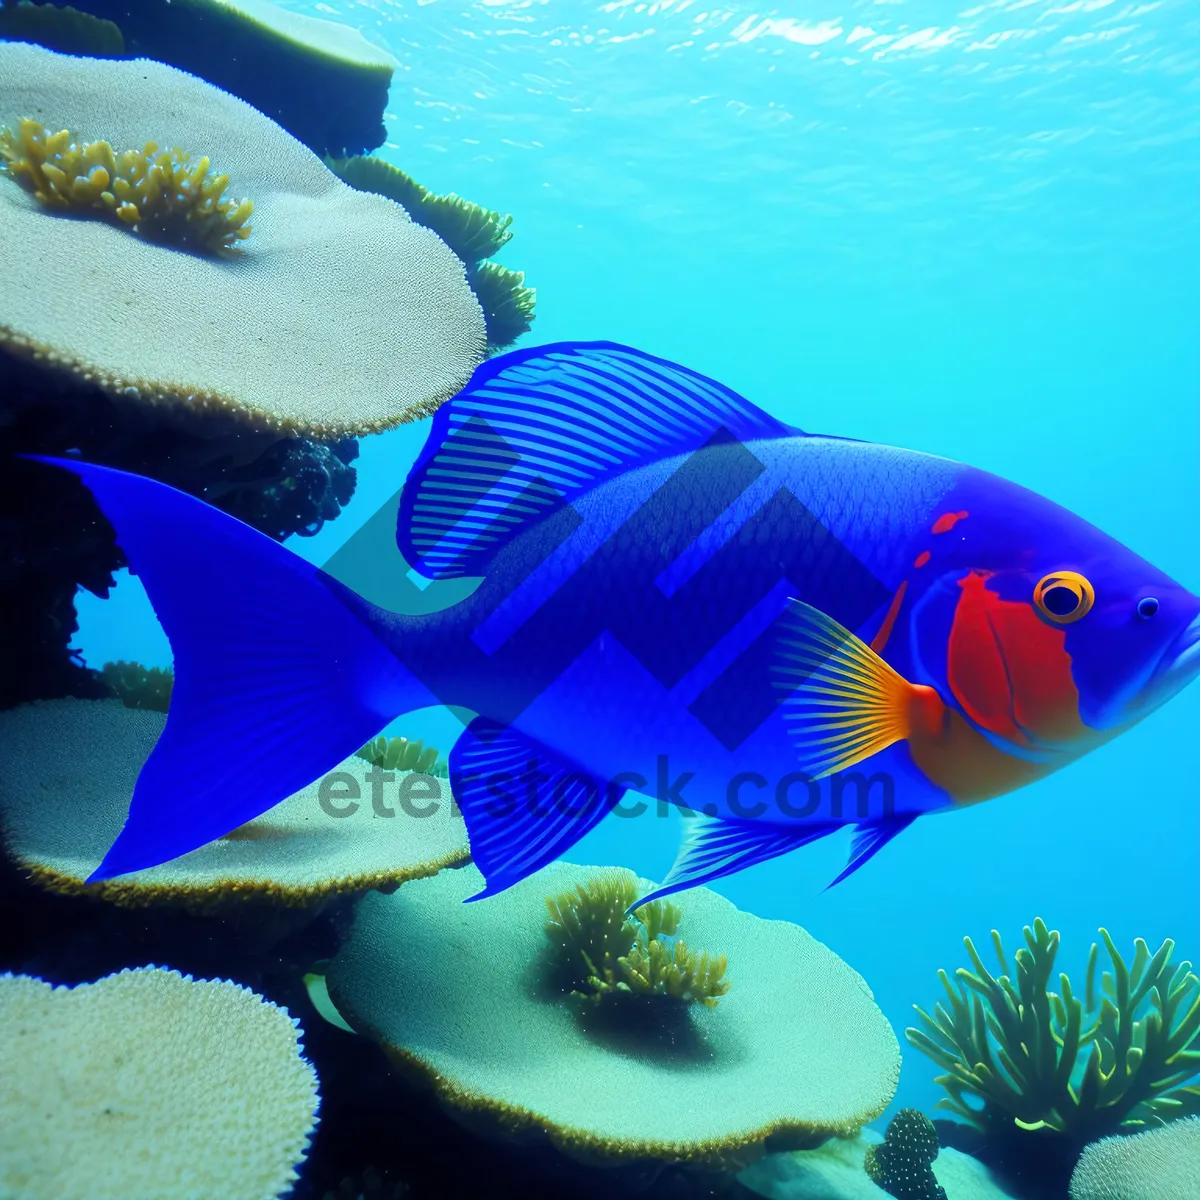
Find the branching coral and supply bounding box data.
[864,1109,948,1200]
[100,660,174,712]
[544,871,730,1008]
[0,117,253,253]
[356,735,446,778]
[906,919,1200,1144]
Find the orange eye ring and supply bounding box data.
[1034,571,1095,624]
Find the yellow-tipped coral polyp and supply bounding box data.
[0,117,253,253]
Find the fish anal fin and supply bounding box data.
[632,815,842,909]
[825,813,919,890]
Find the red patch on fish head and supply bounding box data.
[932,510,969,535]
[946,570,1087,747]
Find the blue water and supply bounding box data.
[77,0,1200,1124]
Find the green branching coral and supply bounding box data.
[469,260,536,351]
[356,734,446,778]
[544,870,730,1008]
[0,118,253,252]
[906,919,1200,1143]
[100,660,174,713]
[326,155,513,264]
[864,1109,948,1200]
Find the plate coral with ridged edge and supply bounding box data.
[0,699,470,908]
[0,966,320,1200]
[325,860,902,1169]
[0,42,486,439]
[37,0,399,156]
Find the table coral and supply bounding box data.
[326,861,900,1167]
[0,2,124,57]
[0,42,484,704]
[470,260,538,350]
[1069,1117,1200,1200]
[0,43,484,438]
[329,154,536,350]
[0,966,319,1200]
[328,155,514,264]
[52,0,398,157]
[0,699,470,907]
[1,117,254,253]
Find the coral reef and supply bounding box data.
[0,699,470,907]
[0,395,358,707]
[1069,1117,1200,1200]
[0,1,124,56]
[357,734,446,778]
[907,919,1200,1135]
[0,965,319,1200]
[863,1110,947,1200]
[1,44,484,437]
[907,918,1200,1196]
[1,117,254,253]
[99,660,173,711]
[327,155,514,264]
[329,154,536,350]
[0,42,483,704]
[54,0,397,156]
[325,861,900,1167]
[322,1166,411,1200]
[544,871,730,1008]
[739,1129,1018,1199]
[469,259,538,350]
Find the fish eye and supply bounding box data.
[1137,596,1160,620]
[1033,571,1095,624]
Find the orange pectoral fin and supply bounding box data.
[772,599,946,779]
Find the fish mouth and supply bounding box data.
[1142,613,1200,708]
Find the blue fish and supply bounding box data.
[36,342,1200,904]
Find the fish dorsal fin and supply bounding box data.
[631,815,842,909]
[399,341,796,579]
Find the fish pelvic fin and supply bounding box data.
[450,718,629,900]
[771,598,946,778]
[29,457,429,881]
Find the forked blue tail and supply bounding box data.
[30,457,428,881]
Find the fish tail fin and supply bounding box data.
[30,457,430,881]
